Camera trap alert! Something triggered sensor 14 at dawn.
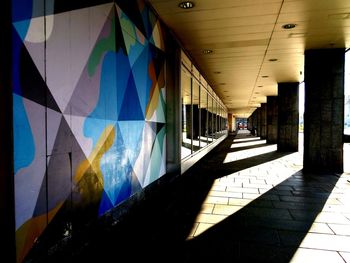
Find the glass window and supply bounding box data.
[200,84,208,147]
[213,101,217,140]
[181,65,192,159]
[208,95,213,142]
[345,50,350,135]
[192,79,200,152]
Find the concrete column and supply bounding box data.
[256,107,261,137]
[232,115,236,132]
[252,109,258,136]
[259,103,267,139]
[228,113,233,132]
[247,116,252,131]
[278,83,299,151]
[267,96,278,144]
[304,49,344,173]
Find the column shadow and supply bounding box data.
[33,135,340,263]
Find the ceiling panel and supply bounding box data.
[148,0,350,117]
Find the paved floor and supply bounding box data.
[38,131,350,263]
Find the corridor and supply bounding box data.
[35,130,350,263]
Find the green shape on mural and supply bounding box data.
[149,126,166,183]
[87,15,116,76]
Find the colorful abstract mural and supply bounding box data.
[12,1,166,262]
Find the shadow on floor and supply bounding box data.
[34,135,340,263]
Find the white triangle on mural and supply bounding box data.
[46,3,114,114]
[63,114,93,158]
[13,17,46,79]
[148,89,166,123]
[132,121,155,187]
[148,134,162,185]
[151,20,165,52]
[46,108,64,156]
[159,134,166,178]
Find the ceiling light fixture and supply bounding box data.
[282,23,296,29]
[202,49,213,54]
[178,1,195,9]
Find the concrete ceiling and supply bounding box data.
[148,0,350,117]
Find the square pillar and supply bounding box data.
[304,49,344,173]
[256,107,261,137]
[251,109,258,136]
[259,103,267,139]
[278,83,299,151]
[267,96,278,144]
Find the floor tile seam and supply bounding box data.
[298,244,350,254]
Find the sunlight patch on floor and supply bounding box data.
[230,139,266,148]
[223,144,277,163]
[290,173,350,262]
[233,137,261,143]
[187,151,303,239]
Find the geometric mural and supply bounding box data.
[12,1,166,262]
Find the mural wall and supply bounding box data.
[12,0,166,261]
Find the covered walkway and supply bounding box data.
[36,130,350,263]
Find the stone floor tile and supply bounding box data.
[199,203,214,214]
[340,252,350,263]
[203,196,228,205]
[290,248,345,263]
[315,212,350,224]
[308,222,334,234]
[228,198,251,206]
[226,186,259,194]
[193,222,214,236]
[329,224,350,236]
[208,190,242,198]
[195,213,227,224]
[299,233,350,252]
[210,184,226,191]
[212,204,242,215]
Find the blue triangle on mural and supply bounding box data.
[98,190,114,216]
[13,19,31,41]
[118,121,144,166]
[118,74,145,120]
[131,45,151,117]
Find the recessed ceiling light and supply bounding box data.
[282,23,296,29]
[202,49,213,54]
[178,1,195,9]
[268,58,278,62]
[261,75,269,78]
